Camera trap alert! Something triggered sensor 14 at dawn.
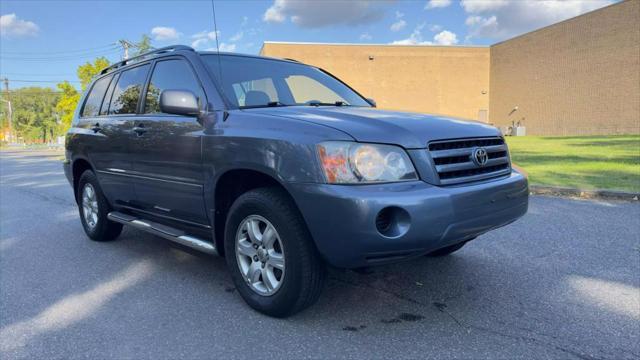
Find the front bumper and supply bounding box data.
[288,171,528,268]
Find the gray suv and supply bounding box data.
[64,45,528,317]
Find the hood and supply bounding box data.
[251,106,501,149]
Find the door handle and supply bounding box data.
[91,123,101,133]
[133,124,147,136]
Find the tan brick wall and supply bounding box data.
[260,43,490,121]
[259,1,639,135]
[489,0,640,135]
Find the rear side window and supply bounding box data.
[144,59,204,114]
[99,73,119,115]
[109,64,150,115]
[81,75,112,117]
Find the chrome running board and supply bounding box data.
[108,211,217,255]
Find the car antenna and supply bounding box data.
[210,0,229,121]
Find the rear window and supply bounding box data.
[81,75,112,117]
[109,64,150,115]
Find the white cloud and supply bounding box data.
[190,30,220,49]
[205,43,236,52]
[460,0,508,13]
[229,31,243,42]
[191,30,219,41]
[462,0,613,41]
[390,19,406,32]
[219,43,236,52]
[425,0,452,9]
[391,23,433,45]
[391,24,458,46]
[191,38,209,49]
[433,30,458,45]
[263,0,388,28]
[0,13,39,38]
[264,3,286,23]
[360,32,373,41]
[429,24,442,32]
[150,26,180,41]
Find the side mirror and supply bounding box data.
[160,90,200,116]
[366,98,377,108]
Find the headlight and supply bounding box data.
[317,141,418,184]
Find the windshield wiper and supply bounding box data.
[240,101,290,109]
[306,101,349,107]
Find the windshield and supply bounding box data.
[201,54,371,109]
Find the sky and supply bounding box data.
[0,0,617,90]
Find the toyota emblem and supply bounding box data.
[472,147,489,166]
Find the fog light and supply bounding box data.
[375,207,410,238]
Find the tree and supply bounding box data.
[77,57,110,90]
[133,34,153,56]
[55,81,80,134]
[10,87,60,143]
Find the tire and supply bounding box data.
[224,187,326,317]
[77,170,123,242]
[426,241,467,257]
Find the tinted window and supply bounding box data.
[81,75,112,117]
[202,55,370,109]
[144,60,204,114]
[109,64,150,115]
[100,73,119,115]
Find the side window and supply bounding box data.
[81,75,112,117]
[144,59,204,114]
[285,75,347,104]
[109,64,150,115]
[99,73,119,115]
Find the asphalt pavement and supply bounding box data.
[1,149,638,359]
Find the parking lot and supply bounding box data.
[1,149,638,359]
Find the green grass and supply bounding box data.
[506,135,640,193]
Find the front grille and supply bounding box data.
[428,137,511,185]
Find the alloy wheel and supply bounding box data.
[235,215,285,296]
[81,183,99,229]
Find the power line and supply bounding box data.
[1,46,119,58]
[0,44,118,55]
[1,91,63,95]
[0,48,120,61]
[0,72,77,77]
[6,79,81,83]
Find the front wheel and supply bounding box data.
[224,187,326,317]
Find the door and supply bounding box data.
[81,72,135,205]
[128,58,208,225]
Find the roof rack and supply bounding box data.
[99,45,195,75]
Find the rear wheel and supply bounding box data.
[426,241,467,257]
[77,170,122,242]
[224,187,326,317]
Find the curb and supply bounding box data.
[530,185,639,202]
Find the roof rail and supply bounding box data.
[283,58,300,63]
[99,45,195,75]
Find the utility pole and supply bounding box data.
[2,78,13,144]
[118,40,135,60]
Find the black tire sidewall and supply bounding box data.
[224,189,311,317]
